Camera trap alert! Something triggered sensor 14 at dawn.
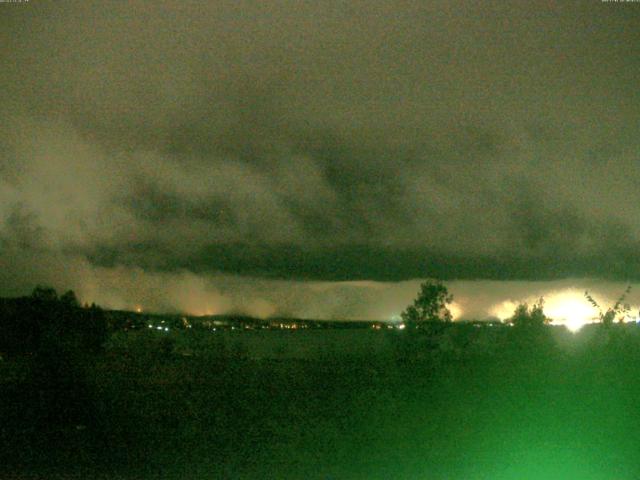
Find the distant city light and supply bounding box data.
[490,289,602,332]
[565,318,589,333]
[544,290,598,333]
[449,302,463,321]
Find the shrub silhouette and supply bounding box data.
[585,285,631,327]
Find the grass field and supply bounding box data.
[2,327,640,479]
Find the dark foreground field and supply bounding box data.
[2,328,640,479]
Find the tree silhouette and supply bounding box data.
[508,298,549,329]
[0,286,108,356]
[401,280,453,328]
[60,290,80,308]
[31,285,58,302]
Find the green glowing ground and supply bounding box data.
[2,328,640,479]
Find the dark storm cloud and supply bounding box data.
[83,238,640,283]
[1,0,640,317]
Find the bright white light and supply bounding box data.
[156,326,163,330]
[564,315,589,333]
[164,327,169,332]
[544,290,597,333]
[489,289,599,332]
[489,300,520,321]
[450,302,463,321]
[397,323,406,330]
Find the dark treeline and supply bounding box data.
[0,286,110,474]
[0,286,107,358]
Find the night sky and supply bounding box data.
[1,1,639,322]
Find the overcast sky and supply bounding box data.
[1,0,639,320]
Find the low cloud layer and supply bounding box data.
[1,1,639,317]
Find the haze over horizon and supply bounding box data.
[1,1,639,324]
